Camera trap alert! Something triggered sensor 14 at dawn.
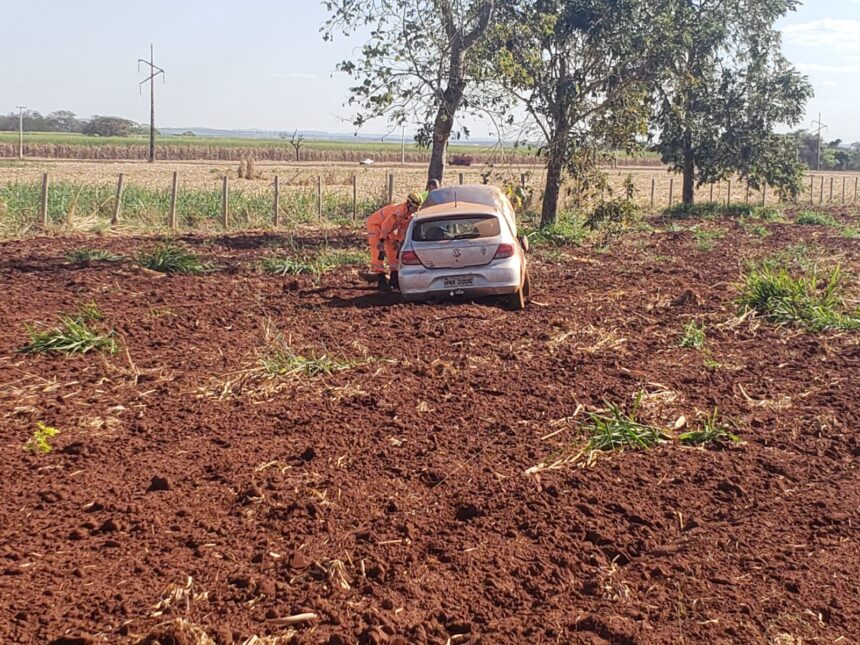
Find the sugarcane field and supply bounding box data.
[2,2,860,644]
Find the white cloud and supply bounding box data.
[782,18,860,51]
[274,73,319,80]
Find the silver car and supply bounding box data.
[398,185,531,309]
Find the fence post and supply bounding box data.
[317,175,323,220]
[40,173,49,228]
[855,177,859,204]
[111,173,125,226]
[829,177,834,204]
[727,180,732,205]
[273,175,280,227]
[761,184,767,206]
[387,173,394,203]
[520,173,527,187]
[809,176,814,205]
[169,171,178,230]
[222,176,229,229]
[745,182,750,204]
[352,174,358,221]
[668,178,674,208]
[459,172,465,186]
[819,176,824,205]
[841,177,846,205]
[650,178,656,209]
[709,183,714,203]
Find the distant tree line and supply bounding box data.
[0,110,151,137]
[788,131,860,172]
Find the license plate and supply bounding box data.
[444,276,473,288]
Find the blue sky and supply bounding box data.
[1,0,858,141]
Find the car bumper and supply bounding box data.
[399,257,522,300]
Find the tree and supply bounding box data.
[288,130,305,161]
[323,0,496,183]
[47,110,83,133]
[492,0,674,226]
[655,0,812,204]
[82,116,138,137]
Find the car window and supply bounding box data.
[412,215,501,242]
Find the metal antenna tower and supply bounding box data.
[138,44,165,163]
[811,113,828,172]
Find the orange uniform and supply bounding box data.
[366,203,406,273]
[379,203,415,271]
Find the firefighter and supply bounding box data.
[365,203,398,290]
[379,191,423,290]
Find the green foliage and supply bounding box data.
[738,260,860,332]
[655,0,812,202]
[694,228,725,252]
[583,393,668,453]
[584,199,641,230]
[20,309,117,355]
[65,248,122,264]
[842,227,860,239]
[527,216,587,247]
[261,346,362,379]
[24,422,60,454]
[679,409,740,447]
[137,244,212,274]
[665,202,780,220]
[796,211,839,227]
[261,247,364,276]
[789,132,860,171]
[679,321,706,349]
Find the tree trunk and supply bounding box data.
[682,126,695,204]
[540,150,565,227]
[428,97,458,184]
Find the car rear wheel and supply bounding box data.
[508,269,530,311]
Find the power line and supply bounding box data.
[138,44,165,164]
[811,113,828,172]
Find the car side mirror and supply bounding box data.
[517,235,530,254]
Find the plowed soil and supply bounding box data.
[1,213,859,644]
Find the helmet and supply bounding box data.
[406,192,423,209]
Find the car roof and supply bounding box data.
[414,201,500,220]
[422,184,510,212]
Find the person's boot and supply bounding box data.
[390,271,400,290]
[376,274,390,291]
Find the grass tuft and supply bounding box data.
[260,345,361,378]
[665,202,780,220]
[65,248,122,264]
[796,211,839,227]
[24,422,60,454]
[261,247,364,276]
[738,260,860,332]
[20,311,117,355]
[583,393,668,453]
[137,244,213,274]
[679,409,740,447]
[679,321,706,349]
[693,228,726,252]
[527,217,587,247]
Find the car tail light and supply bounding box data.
[494,243,515,260]
[400,250,421,265]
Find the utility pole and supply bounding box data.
[16,106,26,160]
[811,113,828,172]
[138,44,165,163]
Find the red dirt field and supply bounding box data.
[1,213,859,644]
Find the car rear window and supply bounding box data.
[412,215,501,242]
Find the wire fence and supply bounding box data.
[1,169,858,238]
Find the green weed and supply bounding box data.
[137,244,213,274]
[679,321,706,349]
[679,409,740,447]
[841,227,859,239]
[694,229,726,252]
[583,393,668,453]
[20,311,117,355]
[24,422,60,454]
[527,217,588,247]
[738,260,860,332]
[796,211,839,227]
[65,248,122,264]
[261,247,364,276]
